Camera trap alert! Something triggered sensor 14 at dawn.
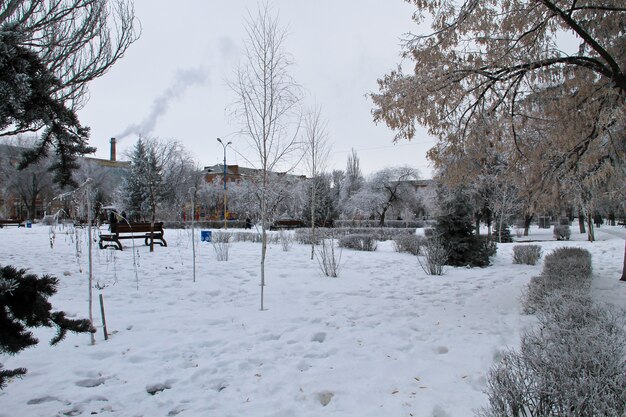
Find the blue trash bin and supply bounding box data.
[201,230,212,242]
[26,222,32,228]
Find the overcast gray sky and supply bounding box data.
[77,0,435,178]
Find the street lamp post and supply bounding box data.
[217,138,232,229]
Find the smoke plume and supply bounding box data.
[115,67,208,140]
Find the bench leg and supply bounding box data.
[145,235,167,247]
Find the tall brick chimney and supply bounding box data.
[110,137,116,161]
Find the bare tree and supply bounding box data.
[0,1,139,185]
[303,106,331,260]
[0,0,139,113]
[347,167,419,226]
[229,3,302,310]
[0,138,56,221]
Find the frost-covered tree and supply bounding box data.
[157,141,200,221]
[339,149,364,215]
[346,167,418,226]
[228,3,302,310]
[0,265,94,389]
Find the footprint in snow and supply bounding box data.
[434,346,449,354]
[146,381,172,395]
[75,377,106,388]
[316,390,334,406]
[311,332,326,343]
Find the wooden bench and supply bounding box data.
[270,219,303,230]
[99,222,167,250]
[0,219,25,228]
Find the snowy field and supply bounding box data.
[1,223,624,417]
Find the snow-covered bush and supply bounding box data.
[279,230,293,252]
[338,234,377,252]
[418,236,449,276]
[522,247,592,314]
[211,232,231,261]
[316,238,342,277]
[553,224,571,240]
[334,219,425,228]
[393,234,424,255]
[230,232,280,245]
[542,247,592,282]
[512,245,542,265]
[294,228,322,245]
[332,227,414,241]
[479,293,626,417]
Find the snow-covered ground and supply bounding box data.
[1,224,624,417]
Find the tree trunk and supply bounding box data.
[379,207,387,227]
[523,213,534,236]
[310,185,316,261]
[578,209,586,234]
[620,240,626,282]
[475,216,481,236]
[260,188,267,311]
[586,211,595,242]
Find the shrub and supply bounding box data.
[512,245,542,265]
[294,228,322,245]
[522,247,592,314]
[316,238,342,277]
[553,224,571,240]
[418,235,449,276]
[334,219,425,228]
[211,232,231,261]
[393,234,424,256]
[230,231,280,244]
[542,247,592,281]
[279,230,293,252]
[479,294,626,417]
[338,234,377,251]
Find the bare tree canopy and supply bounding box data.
[0,0,140,113]
[371,0,625,171]
[0,0,139,186]
[372,0,625,278]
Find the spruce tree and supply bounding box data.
[124,139,148,221]
[435,188,496,267]
[142,145,164,224]
[0,265,94,389]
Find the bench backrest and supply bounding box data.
[112,222,163,234]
